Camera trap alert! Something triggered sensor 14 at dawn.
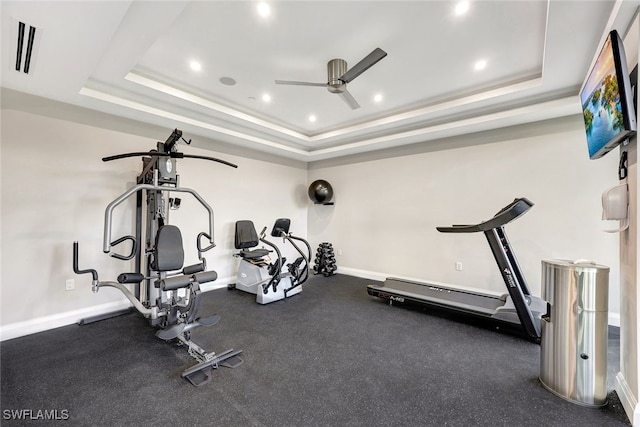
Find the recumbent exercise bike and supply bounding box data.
[229,218,311,304]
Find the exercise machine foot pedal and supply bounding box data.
[213,348,244,368]
[220,354,244,368]
[183,365,213,387]
[181,348,244,386]
[155,323,186,341]
[197,314,220,327]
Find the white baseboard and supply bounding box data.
[200,275,233,292]
[337,266,387,282]
[0,300,131,342]
[616,372,640,425]
[337,266,622,326]
[0,275,236,342]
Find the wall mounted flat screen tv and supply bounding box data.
[580,30,636,160]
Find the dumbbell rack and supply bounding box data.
[313,242,337,277]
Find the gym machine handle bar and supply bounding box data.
[109,235,137,261]
[197,232,216,252]
[101,151,238,169]
[103,184,216,254]
[73,241,98,281]
[197,232,215,264]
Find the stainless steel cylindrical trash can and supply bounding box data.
[539,259,610,407]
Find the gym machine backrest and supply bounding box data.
[152,225,184,271]
[436,197,540,339]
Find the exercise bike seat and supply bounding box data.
[239,248,271,260]
[235,220,271,260]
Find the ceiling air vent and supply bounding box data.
[14,20,39,74]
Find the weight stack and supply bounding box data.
[313,242,337,277]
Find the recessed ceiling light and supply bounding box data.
[257,2,271,18]
[374,93,383,103]
[455,1,470,16]
[262,93,271,103]
[189,61,202,72]
[308,115,317,122]
[474,59,487,71]
[219,76,236,86]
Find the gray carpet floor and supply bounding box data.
[0,274,631,426]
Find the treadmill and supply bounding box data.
[367,198,546,341]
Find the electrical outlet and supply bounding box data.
[65,279,75,291]
[455,262,463,271]
[337,249,343,256]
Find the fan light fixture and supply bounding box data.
[275,48,387,110]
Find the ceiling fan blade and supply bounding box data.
[275,80,327,87]
[340,48,387,83]
[339,90,361,110]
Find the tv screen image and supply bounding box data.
[580,30,636,160]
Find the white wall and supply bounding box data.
[308,115,621,321]
[618,138,639,425]
[0,103,621,340]
[614,9,640,425]
[0,108,307,339]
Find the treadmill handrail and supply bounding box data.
[436,198,533,233]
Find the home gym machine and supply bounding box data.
[73,129,243,386]
[367,197,546,342]
[229,218,311,304]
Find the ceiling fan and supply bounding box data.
[275,47,387,110]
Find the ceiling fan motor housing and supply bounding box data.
[327,58,347,93]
